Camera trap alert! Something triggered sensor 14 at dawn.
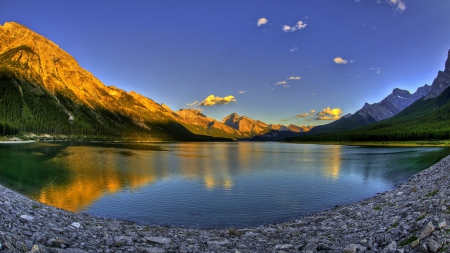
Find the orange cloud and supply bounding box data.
[315,107,343,120]
[195,95,237,107]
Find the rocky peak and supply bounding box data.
[176,109,206,119]
[356,83,432,122]
[445,49,450,74]
[423,50,450,100]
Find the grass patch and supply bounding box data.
[399,235,418,247]
[426,189,439,197]
[373,205,382,211]
[386,222,400,232]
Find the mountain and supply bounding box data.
[174,109,247,140]
[222,113,271,136]
[287,49,450,142]
[268,124,313,133]
[308,84,431,135]
[423,50,450,99]
[0,22,227,141]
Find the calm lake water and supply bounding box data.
[0,142,448,228]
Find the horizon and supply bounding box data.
[1,1,449,126]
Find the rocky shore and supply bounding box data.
[2,157,450,253]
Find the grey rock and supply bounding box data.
[69,222,81,229]
[427,239,441,253]
[20,214,34,223]
[343,244,366,253]
[143,247,165,253]
[144,236,171,245]
[418,221,435,240]
[206,238,230,247]
[274,244,294,250]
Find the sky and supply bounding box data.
[1,0,450,126]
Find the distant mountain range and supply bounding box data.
[0,22,308,141]
[307,85,432,134]
[288,49,450,142]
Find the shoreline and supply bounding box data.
[0,140,35,144]
[1,157,450,252]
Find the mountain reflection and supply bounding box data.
[37,146,160,211]
[36,143,239,211]
[321,145,342,180]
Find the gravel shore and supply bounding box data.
[2,156,450,253]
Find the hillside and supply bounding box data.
[287,83,450,142]
[308,85,431,135]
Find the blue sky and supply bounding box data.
[1,0,449,126]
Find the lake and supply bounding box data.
[0,142,448,228]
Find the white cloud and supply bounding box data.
[238,91,248,94]
[294,21,307,30]
[189,95,237,107]
[289,47,298,52]
[275,81,287,85]
[288,76,301,80]
[388,0,406,11]
[282,25,292,32]
[378,0,406,11]
[333,57,349,64]
[283,20,307,32]
[315,107,343,120]
[370,67,381,74]
[257,18,268,27]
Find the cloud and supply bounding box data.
[186,101,199,107]
[282,25,292,32]
[288,76,301,80]
[283,21,307,32]
[315,107,343,120]
[370,67,381,74]
[257,18,268,27]
[289,47,298,52]
[296,113,310,118]
[377,0,406,11]
[310,109,316,113]
[275,81,287,85]
[238,91,248,94]
[388,0,406,11]
[189,95,237,107]
[314,107,342,120]
[333,57,349,64]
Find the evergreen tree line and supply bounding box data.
[287,86,450,142]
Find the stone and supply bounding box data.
[385,241,397,252]
[427,239,441,253]
[144,247,165,253]
[70,222,82,229]
[343,244,365,253]
[418,221,435,240]
[20,214,34,223]
[206,238,229,247]
[438,220,447,229]
[114,236,132,247]
[274,244,294,250]
[144,236,171,245]
[411,238,420,248]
